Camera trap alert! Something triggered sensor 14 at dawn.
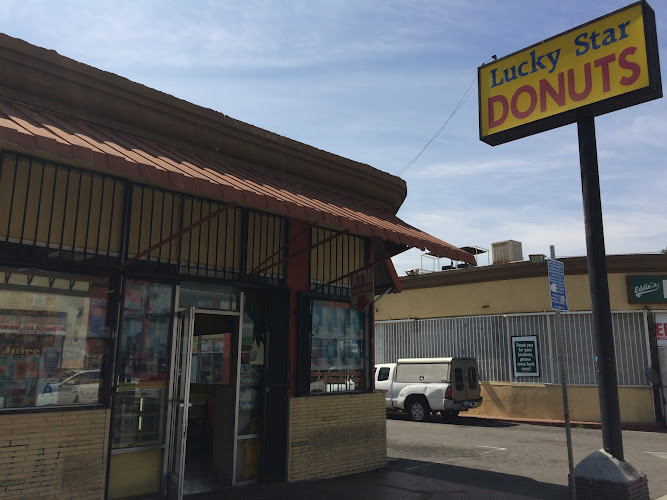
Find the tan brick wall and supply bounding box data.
[0,409,110,499]
[287,391,386,482]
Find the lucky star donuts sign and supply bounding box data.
[479,1,662,146]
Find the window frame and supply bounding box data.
[377,367,390,382]
[298,292,371,397]
[0,267,115,414]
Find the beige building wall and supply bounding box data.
[287,392,386,482]
[374,263,660,424]
[469,383,654,424]
[375,272,641,321]
[0,409,110,499]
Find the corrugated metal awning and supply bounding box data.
[0,97,474,264]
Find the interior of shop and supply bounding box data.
[177,300,266,496]
[180,312,238,495]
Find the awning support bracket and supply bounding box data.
[310,255,391,293]
[242,227,348,281]
[119,202,237,270]
[242,223,316,280]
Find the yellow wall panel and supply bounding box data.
[108,449,163,499]
[375,272,644,321]
[468,383,654,423]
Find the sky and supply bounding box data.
[3,0,666,274]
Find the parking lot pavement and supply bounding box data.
[192,414,666,499]
[387,413,667,499]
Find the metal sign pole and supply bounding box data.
[577,114,624,461]
[550,245,575,499]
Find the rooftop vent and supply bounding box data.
[492,240,523,264]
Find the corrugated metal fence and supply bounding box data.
[375,311,651,387]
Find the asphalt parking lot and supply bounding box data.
[386,413,667,499]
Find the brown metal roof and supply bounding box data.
[0,96,474,264]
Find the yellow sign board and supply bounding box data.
[479,1,661,145]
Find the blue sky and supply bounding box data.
[3,1,666,273]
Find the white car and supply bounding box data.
[375,357,482,422]
[36,370,101,406]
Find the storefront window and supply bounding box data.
[179,282,239,311]
[309,299,367,394]
[112,281,173,448]
[0,269,111,409]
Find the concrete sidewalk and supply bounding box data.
[193,458,568,499]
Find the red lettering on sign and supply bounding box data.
[539,73,566,111]
[594,53,616,93]
[619,46,641,86]
[511,85,537,119]
[488,95,509,128]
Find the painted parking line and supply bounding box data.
[404,445,507,470]
[645,452,667,459]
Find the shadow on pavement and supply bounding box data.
[388,457,568,500]
[387,412,518,428]
[192,457,568,500]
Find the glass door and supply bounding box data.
[167,307,195,500]
[233,292,266,485]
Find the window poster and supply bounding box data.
[0,309,67,408]
[309,300,365,393]
[87,286,109,338]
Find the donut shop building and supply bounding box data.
[0,35,473,499]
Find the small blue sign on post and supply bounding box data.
[547,259,568,311]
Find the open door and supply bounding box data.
[167,307,195,500]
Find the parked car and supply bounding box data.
[36,369,101,406]
[374,357,482,422]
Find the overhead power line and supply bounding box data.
[397,73,478,178]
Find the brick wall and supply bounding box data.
[288,391,386,482]
[0,409,110,499]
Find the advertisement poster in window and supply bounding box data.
[0,310,67,408]
[88,286,109,338]
[310,300,365,393]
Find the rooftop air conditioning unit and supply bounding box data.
[492,240,523,264]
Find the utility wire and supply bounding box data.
[397,72,478,178]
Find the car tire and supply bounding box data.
[407,398,430,422]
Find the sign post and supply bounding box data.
[577,113,624,460]
[548,246,575,500]
[478,2,661,497]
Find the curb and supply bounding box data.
[470,415,666,432]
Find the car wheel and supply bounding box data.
[407,398,429,422]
